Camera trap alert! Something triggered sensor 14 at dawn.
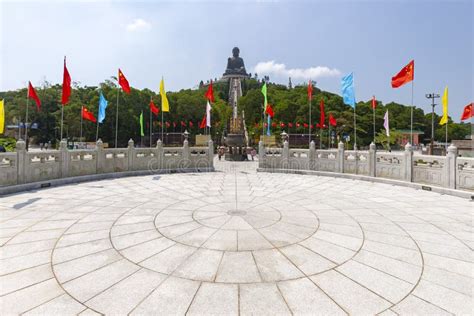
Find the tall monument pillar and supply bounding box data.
[222,47,250,161]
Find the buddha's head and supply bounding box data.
[232,47,240,58]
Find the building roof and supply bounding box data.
[395,129,424,134]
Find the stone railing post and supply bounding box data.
[404,143,413,182]
[309,140,316,170]
[337,141,345,173]
[258,141,264,168]
[446,144,457,189]
[156,139,163,169]
[183,139,190,161]
[59,139,68,178]
[127,139,134,171]
[96,139,104,173]
[369,142,376,177]
[208,139,214,168]
[16,140,26,184]
[283,140,289,167]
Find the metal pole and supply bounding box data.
[149,103,152,147]
[309,98,312,144]
[96,121,99,142]
[60,105,64,141]
[80,106,83,144]
[425,93,439,155]
[115,88,120,148]
[24,88,29,145]
[410,80,414,144]
[353,106,357,150]
[373,106,376,143]
[161,110,164,142]
[445,121,448,152]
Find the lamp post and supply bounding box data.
[425,93,440,155]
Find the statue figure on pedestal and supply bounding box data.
[224,47,248,76]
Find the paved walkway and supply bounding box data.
[0,159,473,315]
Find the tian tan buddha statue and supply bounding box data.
[224,47,248,76]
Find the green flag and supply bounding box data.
[261,83,267,108]
[139,111,144,137]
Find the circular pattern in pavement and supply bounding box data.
[1,162,472,315]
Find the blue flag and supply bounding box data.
[341,73,355,108]
[266,115,271,136]
[98,92,108,123]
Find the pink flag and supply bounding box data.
[383,110,390,136]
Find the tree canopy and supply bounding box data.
[0,78,470,148]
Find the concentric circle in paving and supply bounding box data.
[1,161,472,315]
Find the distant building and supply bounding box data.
[395,129,424,146]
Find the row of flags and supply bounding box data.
[1,57,473,141]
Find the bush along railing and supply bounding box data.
[0,139,214,187]
[258,140,473,191]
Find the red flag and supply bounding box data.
[460,103,473,121]
[288,122,293,128]
[319,98,325,128]
[296,122,301,128]
[165,121,171,128]
[329,113,337,127]
[205,80,214,102]
[118,69,131,94]
[189,121,194,127]
[310,124,314,129]
[150,99,159,116]
[28,81,41,110]
[307,80,313,101]
[280,122,286,128]
[199,114,207,129]
[372,96,376,109]
[265,104,274,118]
[181,121,186,127]
[303,123,308,128]
[62,57,71,105]
[391,60,414,88]
[82,106,97,123]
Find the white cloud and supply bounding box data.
[253,61,340,80]
[126,18,151,32]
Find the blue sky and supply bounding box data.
[1,0,472,121]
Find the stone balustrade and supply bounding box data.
[258,140,474,191]
[0,139,214,188]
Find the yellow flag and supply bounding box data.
[160,78,169,112]
[0,99,4,134]
[439,86,448,125]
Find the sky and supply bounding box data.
[1,0,472,122]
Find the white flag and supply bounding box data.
[383,110,390,136]
[206,100,211,128]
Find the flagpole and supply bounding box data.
[328,122,331,149]
[149,99,152,147]
[309,98,312,144]
[410,80,414,144]
[320,126,322,149]
[115,88,120,148]
[96,121,99,142]
[24,88,29,144]
[60,105,64,141]
[445,121,448,152]
[161,110,164,142]
[373,106,376,144]
[80,106,83,145]
[353,106,357,150]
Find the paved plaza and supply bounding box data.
[0,159,473,315]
